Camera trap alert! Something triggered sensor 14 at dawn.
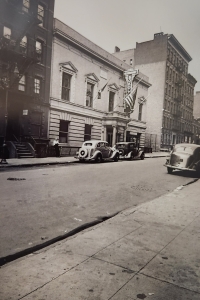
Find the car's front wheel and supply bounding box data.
[95,154,102,163]
[114,154,119,162]
[167,167,173,174]
[140,153,144,160]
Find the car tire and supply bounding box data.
[140,153,144,160]
[119,149,124,156]
[130,152,134,160]
[95,154,102,163]
[114,154,119,162]
[167,167,173,174]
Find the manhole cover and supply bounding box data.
[131,185,153,192]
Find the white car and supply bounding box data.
[75,140,119,163]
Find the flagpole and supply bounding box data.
[133,76,144,89]
[93,77,112,102]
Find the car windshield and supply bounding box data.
[84,142,93,146]
[174,146,194,155]
[116,144,127,149]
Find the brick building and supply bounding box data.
[0,0,54,158]
[113,32,197,150]
[49,19,151,154]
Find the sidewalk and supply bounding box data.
[0,179,199,299]
[0,152,169,168]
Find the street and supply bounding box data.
[0,157,197,259]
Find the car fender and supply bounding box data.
[127,151,132,158]
[139,150,144,157]
[109,149,119,158]
[92,150,102,159]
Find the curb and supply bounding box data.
[0,155,169,169]
[0,160,77,169]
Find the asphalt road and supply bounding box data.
[0,157,198,259]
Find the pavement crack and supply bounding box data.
[0,212,120,267]
[139,273,200,295]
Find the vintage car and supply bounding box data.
[164,143,200,174]
[115,141,145,160]
[75,140,119,163]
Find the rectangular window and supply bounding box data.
[86,82,94,107]
[34,78,41,94]
[108,91,115,112]
[169,85,171,96]
[20,36,27,54]
[138,103,143,121]
[3,26,11,39]
[36,40,42,62]
[22,0,30,13]
[18,75,26,91]
[62,73,71,101]
[38,4,45,27]
[31,112,41,137]
[59,120,69,143]
[84,124,92,141]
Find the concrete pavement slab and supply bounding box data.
[93,222,181,272]
[110,273,200,300]
[0,245,88,300]
[19,258,134,300]
[142,215,200,293]
[58,220,142,257]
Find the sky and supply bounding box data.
[54,0,200,92]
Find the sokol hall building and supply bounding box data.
[49,19,151,154]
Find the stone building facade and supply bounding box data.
[49,19,151,152]
[113,32,197,150]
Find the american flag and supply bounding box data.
[124,87,138,110]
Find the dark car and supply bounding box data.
[164,143,200,174]
[115,142,145,160]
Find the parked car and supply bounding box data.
[115,141,145,160]
[75,140,119,163]
[164,143,200,174]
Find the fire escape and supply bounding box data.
[0,2,41,87]
[172,65,184,132]
[0,0,44,159]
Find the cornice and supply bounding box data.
[53,24,129,73]
[168,34,192,62]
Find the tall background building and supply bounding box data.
[113,32,197,150]
[0,0,54,158]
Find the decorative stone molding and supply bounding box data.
[59,61,78,77]
[85,73,99,84]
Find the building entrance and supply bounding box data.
[7,103,22,140]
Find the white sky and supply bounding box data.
[54,0,200,92]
